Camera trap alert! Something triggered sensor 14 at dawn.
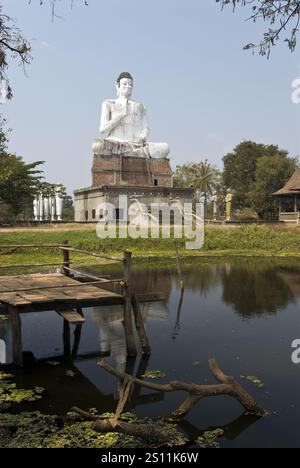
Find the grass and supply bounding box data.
[1,224,300,268]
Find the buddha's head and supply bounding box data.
[116,72,133,98]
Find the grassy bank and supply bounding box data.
[1,224,300,267]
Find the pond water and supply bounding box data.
[1,257,300,448]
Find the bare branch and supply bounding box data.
[217,0,300,56]
[98,358,267,419]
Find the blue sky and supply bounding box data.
[2,0,300,195]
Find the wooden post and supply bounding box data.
[63,320,71,356]
[173,240,184,290]
[123,251,137,357]
[72,308,84,358]
[278,198,282,222]
[61,240,70,276]
[131,294,151,355]
[10,306,23,366]
[72,324,83,358]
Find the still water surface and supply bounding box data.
[1,257,300,448]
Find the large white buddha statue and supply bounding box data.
[92,72,170,159]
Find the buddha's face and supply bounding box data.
[117,78,133,98]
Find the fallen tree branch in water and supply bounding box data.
[71,407,168,444]
[92,419,168,444]
[71,358,266,444]
[98,358,267,420]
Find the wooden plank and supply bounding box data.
[10,278,76,303]
[56,309,86,324]
[0,277,121,295]
[23,288,73,302]
[56,286,121,301]
[0,293,32,306]
[14,295,124,313]
[7,285,123,305]
[0,274,78,294]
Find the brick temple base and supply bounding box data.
[92,154,173,188]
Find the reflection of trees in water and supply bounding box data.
[131,268,172,298]
[88,258,300,319]
[179,264,220,296]
[221,267,295,317]
[133,264,218,297]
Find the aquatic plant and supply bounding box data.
[0,373,45,410]
[142,370,166,379]
[0,410,186,448]
[241,375,264,389]
[196,429,224,449]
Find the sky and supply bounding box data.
[1,0,300,196]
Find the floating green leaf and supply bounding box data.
[0,376,44,409]
[142,370,166,379]
[0,373,14,381]
[240,375,264,388]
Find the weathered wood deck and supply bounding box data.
[0,273,124,312]
[0,243,162,367]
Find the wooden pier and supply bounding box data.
[0,242,158,366]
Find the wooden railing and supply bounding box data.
[0,240,131,288]
[0,241,142,357]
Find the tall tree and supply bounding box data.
[249,153,298,217]
[0,121,44,216]
[223,141,288,208]
[222,140,298,216]
[173,160,220,197]
[216,0,300,57]
[223,141,268,208]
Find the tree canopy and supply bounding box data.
[222,141,298,216]
[0,121,44,216]
[0,5,31,100]
[173,160,221,196]
[217,0,300,57]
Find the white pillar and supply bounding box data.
[39,194,44,221]
[43,197,50,221]
[50,197,56,222]
[55,193,63,222]
[33,197,39,221]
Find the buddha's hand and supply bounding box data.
[119,100,129,119]
[137,137,146,145]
